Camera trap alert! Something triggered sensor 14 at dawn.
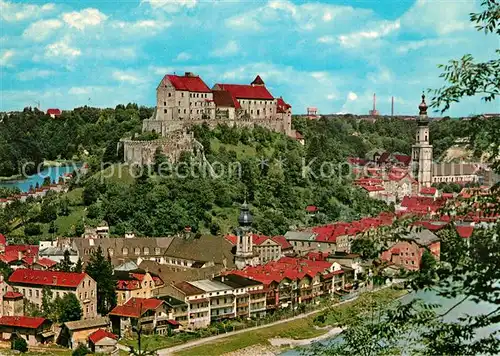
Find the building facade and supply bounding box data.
[8,270,98,319]
[411,95,433,188]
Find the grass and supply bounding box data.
[176,287,408,356]
[92,163,136,185]
[211,138,257,160]
[121,333,198,351]
[64,187,84,205]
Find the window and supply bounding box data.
[135,247,140,255]
[86,305,89,314]
[35,290,39,298]
[144,247,149,255]
[29,289,32,297]
[155,247,161,255]
[178,101,181,106]
[108,248,114,256]
[184,109,186,114]
[85,291,88,299]
[257,110,260,115]
[164,109,167,114]
[123,247,128,255]
[182,93,184,97]
[163,101,166,106]
[91,290,94,297]
[178,109,180,113]
[168,93,171,97]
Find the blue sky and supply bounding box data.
[0,0,498,116]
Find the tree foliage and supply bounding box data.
[85,246,116,314]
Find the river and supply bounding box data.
[281,289,499,355]
[0,164,80,192]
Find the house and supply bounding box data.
[88,329,118,354]
[46,108,61,118]
[0,316,53,346]
[380,229,440,271]
[158,295,188,326]
[38,239,79,264]
[32,258,58,270]
[109,297,167,337]
[170,281,210,329]
[8,269,98,319]
[225,234,293,264]
[58,317,109,350]
[212,90,240,121]
[1,291,24,317]
[114,262,164,305]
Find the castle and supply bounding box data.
[122,72,293,165]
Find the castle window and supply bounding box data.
[257,110,260,115]
[123,247,128,255]
[164,109,167,114]
[163,101,166,106]
[135,247,140,255]
[178,109,180,113]
[155,248,161,255]
[144,247,149,255]
[182,93,184,97]
[184,109,186,114]
[251,110,253,114]
[168,93,171,97]
[178,101,181,106]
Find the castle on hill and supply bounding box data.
[122,72,293,165]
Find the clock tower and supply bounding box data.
[411,94,433,188]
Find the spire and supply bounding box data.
[419,93,428,116]
[238,201,253,227]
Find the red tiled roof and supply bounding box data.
[360,185,385,192]
[215,84,274,100]
[420,187,437,195]
[456,225,474,238]
[3,291,23,299]
[109,297,163,318]
[348,157,368,166]
[394,154,411,166]
[35,258,58,268]
[271,235,292,249]
[0,234,5,245]
[212,90,241,109]
[306,205,318,213]
[165,74,211,93]
[277,97,291,113]
[89,329,117,344]
[251,75,265,85]
[295,131,304,140]
[442,193,454,199]
[46,108,61,116]
[0,316,46,329]
[9,269,87,288]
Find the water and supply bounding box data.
[281,289,498,355]
[0,164,80,192]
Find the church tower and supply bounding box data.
[411,94,433,188]
[235,201,259,269]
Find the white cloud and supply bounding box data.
[62,8,107,30]
[396,38,462,54]
[268,0,297,17]
[17,69,56,81]
[0,1,55,22]
[348,92,358,101]
[211,40,239,57]
[112,70,142,84]
[323,12,332,22]
[175,52,192,61]
[68,87,91,95]
[225,16,261,31]
[91,47,138,60]
[45,39,81,59]
[400,0,474,35]
[337,20,400,48]
[317,36,334,44]
[23,19,63,42]
[150,66,175,76]
[326,93,336,100]
[367,68,393,84]
[111,19,171,35]
[142,0,197,13]
[0,49,15,67]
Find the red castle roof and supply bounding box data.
[3,291,23,299]
[215,83,274,100]
[9,269,87,288]
[456,225,474,238]
[89,329,117,344]
[46,108,61,116]
[165,74,211,93]
[0,316,47,329]
[277,97,291,113]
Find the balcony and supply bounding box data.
[237,302,249,308]
[189,306,210,313]
[237,310,249,316]
[140,315,155,323]
[211,302,234,309]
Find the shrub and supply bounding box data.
[72,343,90,356]
[11,337,28,352]
[24,223,41,236]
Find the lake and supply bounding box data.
[0,164,80,192]
[282,288,498,355]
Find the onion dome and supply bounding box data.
[419,93,428,116]
[238,201,253,227]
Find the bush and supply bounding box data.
[24,223,41,236]
[72,343,90,356]
[11,336,28,352]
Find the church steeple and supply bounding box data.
[235,200,258,269]
[411,93,433,189]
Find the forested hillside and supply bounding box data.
[0,105,152,177]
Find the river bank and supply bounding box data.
[158,285,405,356]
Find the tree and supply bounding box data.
[57,250,73,272]
[351,238,379,260]
[74,221,85,237]
[0,260,13,280]
[72,343,90,356]
[24,223,41,236]
[73,257,83,273]
[11,336,28,353]
[58,293,83,322]
[85,246,116,314]
[41,287,54,319]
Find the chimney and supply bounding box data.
[17,251,23,261]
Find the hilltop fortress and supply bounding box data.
[122,72,294,165]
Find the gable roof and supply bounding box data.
[165,74,211,93]
[0,316,47,329]
[456,225,474,238]
[109,298,163,318]
[174,281,205,296]
[212,90,241,109]
[214,84,274,100]
[276,97,291,113]
[9,269,88,288]
[251,75,265,85]
[88,329,117,344]
[64,317,109,331]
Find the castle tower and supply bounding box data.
[411,94,433,188]
[235,201,259,269]
[251,75,265,86]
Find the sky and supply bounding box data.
[0,0,498,116]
